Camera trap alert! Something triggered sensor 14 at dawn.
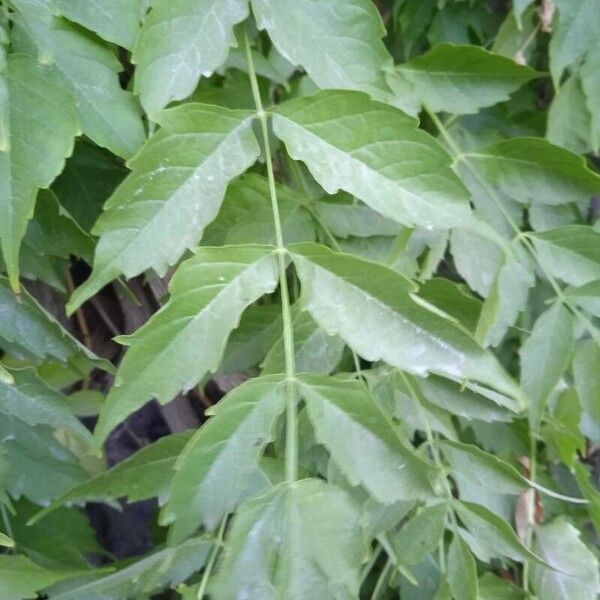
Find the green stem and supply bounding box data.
[245,32,298,482]
[196,518,227,599]
[522,435,537,592]
[370,558,393,600]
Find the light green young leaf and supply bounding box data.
[397,43,538,115]
[476,253,534,349]
[31,431,194,525]
[161,375,286,541]
[291,243,525,404]
[454,500,548,565]
[48,537,211,600]
[0,368,92,445]
[573,339,600,444]
[55,0,141,50]
[133,0,249,113]
[251,0,393,100]
[262,310,344,375]
[12,3,145,159]
[94,245,278,443]
[0,555,81,600]
[447,536,478,600]
[547,74,595,154]
[549,0,600,84]
[520,302,574,430]
[0,278,110,372]
[299,374,438,503]
[458,137,600,206]
[530,225,600,286]
[532,518,600,600]
[581,41,600,151]
[212,479,366,599]
[0,54,77,291]
[394,503,447,565]
[273,90,473,230]
[69,104,259,312]
[0,531,14,547]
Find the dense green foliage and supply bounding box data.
[1,0,600,598]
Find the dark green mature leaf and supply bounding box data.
[0,555,80,600]
[530,225,600,286]
[212,479,366,599]
[48,537,211,600]
[262,310,344,375]
[133,0,249,113]
[299,374,438,502]
[0,418,88,504]
[32,431,194,525]
[291,243,525,403]
[520,303,574,430]
[69,104,260,312]
[161,376,286,541]
[0,368,92,445]
[94,245,278,443]
[273,90,473,230]
[447,536,478,600]
[55,0,141,50]
[549,0,600,84]
[396,44,537,115]
[459,138,600,206]
[12,2,145,159]
[0,278,109,371]
[52,141,127,232]
[532,518,600,600]
[252,0,392,100]
[0,54,77,291]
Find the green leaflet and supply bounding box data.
[290,243,525,404]
[397,43,538,115]
[0,417,88,505]
[11,0,145,159]
[0,54,77,291]
[530,225,600,286]
[573,339,600,444]
[0,277,110,372]
[261,310,345,375]
[31,431,194,525]
[549,0,600,84]
[520,302,574,430]
[93,245,278,443]
[133,0,249,114]
[55,0,141,50]
[0,555,82,600]
[212,479,366,599]
[68,104,260,313]
[299,374,439,502]
[0,368,93,445]
[48,537,211,600]
[532,518,600,600]
[161,375,286,541]
[393,503,447,565]
[272,90,473,230]
[458,137,600,206]
[447,536,478,600]
[454,500,549,566]
[251,0,393,101]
